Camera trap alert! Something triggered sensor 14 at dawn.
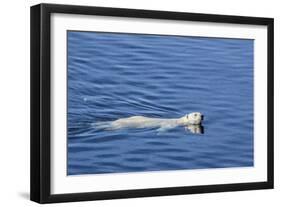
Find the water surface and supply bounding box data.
[67,31,253,175]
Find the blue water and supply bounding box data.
[67,31,253,175]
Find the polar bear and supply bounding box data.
[94,112,203,133]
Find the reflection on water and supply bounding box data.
[185,124,204,134]
[67,31,254,175]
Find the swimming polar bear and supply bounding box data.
[94,112,203,133]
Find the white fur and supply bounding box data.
[94,112,203,133]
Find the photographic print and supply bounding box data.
[67,31,254,175]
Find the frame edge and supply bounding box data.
[30,4,42,203]
[267,18,274,189]
[30,3,52,204]
[41,3,273,25]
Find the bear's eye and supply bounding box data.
[194,114,197,116]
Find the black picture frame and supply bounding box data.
[30,3,274,204]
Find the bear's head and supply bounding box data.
[184,112,203,125]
